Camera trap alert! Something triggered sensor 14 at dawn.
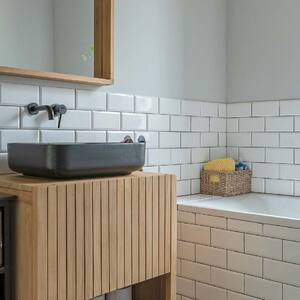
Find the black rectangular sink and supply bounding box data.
[7,140,146,179]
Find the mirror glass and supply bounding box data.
[0,0,94,77]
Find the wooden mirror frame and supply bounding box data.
[0,0,114,86]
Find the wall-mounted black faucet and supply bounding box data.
[27,103,67,128]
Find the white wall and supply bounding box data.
[227,0,300,102]
[103,0,227,102]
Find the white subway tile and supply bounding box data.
[196,214,226,229]
[210,147,227,160]
[210,118,226,132]
[294,117,300,131]
[181,164,201,180]
[41,130,74,143]
[280,164,300,180]
[1,130,39,151]
[219,133,227,147]
[266,116,293,132]
[280,100,300,116]
[280,133,300,147]
[227,118,239,132]
[294,149,300,164]
[245,234,282,260]
[107,131,133,142]
[178,210,195,224]
[228,291,260,300]
[148,114,169,131]
[266,179,294,195]
[245,275,282,300]
[191,148,210,163]
[181,133,201,148]
[191,179,200,194]
[148,149,171,165]
[171,149,191,164]
[41,87,75,108]
[177,180,191,196]
[1,83,39,105]
[252,101,279,116]
[196,282,227,300]
[227,103,251,118]
[196,244,226,268]
[264,225,300,242]
[182,100,201,116]
[264,259,300,286]
[191,117,209,132]
[228,219,263,235]
[181,223,210,245]
[227,147,239,160]
[122,113,146,130]
[0,154,10,174]
[252,133,279,147]
[159,132,180,148]
[228,251,262,277]
[135,96,158,114]
[283,284,300,300]
[177,277,195,299]
[159,165,180,179]
[266,148,293,164]
[283,241,300,264]
[295,181,300,196]
[93,112,120,130]
[160,98,181,115]
[177,241,195,261]
[76,90,106,110]
[219,103,227,118]
[211,228,244,252]
[135,131,158,148]
[239,148,265,163]
[60,110,91,130]
[181,260,210,284]
[252,163,279,179]
[211,267,244,293]
[76,131,106,143]
[239,118,264,132]
[143,166,159,173]
[21,107,57,129]
[201,133,218,147]
[201,102,218,117]
[0,106,19,128]
[251,178,265,193]
[227,133,251,147]
[171,116,190,132]
[108,93,134,112]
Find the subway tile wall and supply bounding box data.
[177,207,300,300]
[0,82,227,196]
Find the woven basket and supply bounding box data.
[200,170,252,197]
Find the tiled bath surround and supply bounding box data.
[0,82,227,196]
[227,100,300,196]
[177,206,300,300]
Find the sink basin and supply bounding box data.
[7,140,146,179]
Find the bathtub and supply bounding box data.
[177,193,300,300]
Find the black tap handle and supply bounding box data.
[58,114,63,129]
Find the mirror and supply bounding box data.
[0,0,113,85]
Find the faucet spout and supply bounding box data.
[27,103,54,120]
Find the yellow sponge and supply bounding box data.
[204,158,235,173]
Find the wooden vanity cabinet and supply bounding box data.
[0,172,176,300]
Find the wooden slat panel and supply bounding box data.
[131,177,139,284]
[165,175,171,273]
[75,184,85,300]
[138,177,146,282]
[57,185,67,300]
[152,176,159,277]
[101,181,110,293]
[48,186,58,300]
[117,179,125,288]
[109,180,117,291]
[158,176,165,275]
[124,178,132,286]
[93,182,102,296]
[66,184,76,300]
[146,177,153,279]
[84,183,94,299]
[34,187,48,300]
